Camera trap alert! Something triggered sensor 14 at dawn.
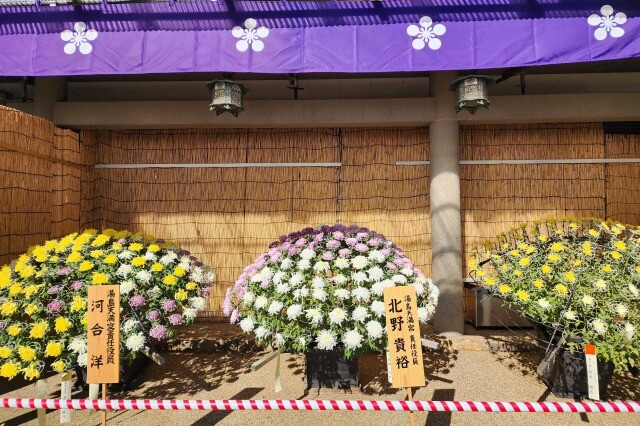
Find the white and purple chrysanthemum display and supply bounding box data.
[223,224,439,357]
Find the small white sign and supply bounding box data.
[585,344,600,400]
[60,375,72,424]
[386,350,393,384]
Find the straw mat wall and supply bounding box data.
[0,106,81,265]
[605,133,640,225]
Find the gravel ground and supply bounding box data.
[1,326,639,425]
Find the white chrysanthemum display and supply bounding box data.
[224,224,439,357]
[125,333,146,351]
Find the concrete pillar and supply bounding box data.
[33,77,67,121]
[429,71,464,335]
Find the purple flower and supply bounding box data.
[368,238,381,247]
[48,286,60,295]
[380,248,391,256]
[149,324,167,340]
[282,241,292,250]
[261,279,271,288]
[146,309,160,321]
[322,251,334,261]
[386,262,397,270]
[118,238,126,244]
[326,239,341,249]
[355,243,369,253]
[0,321,6,331]
[295,238,308,248]
[55,267,72,276]
[47,299,64,313]
[313,233,325,243]
[230,309,239,324]
[345,238,358,247]
[287,247,299,256]
[162,299,177,312]
[201,287,211,298]
[338,248,351,258]
[356,232,368,240]
[168,314,183,325]
[71,281,84,291]
[129,295,146,308]
[332,231,344,240]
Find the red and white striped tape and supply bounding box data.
[1,398,640,413]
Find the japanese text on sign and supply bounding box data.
[87,285,120,384]
[383,286,425,388]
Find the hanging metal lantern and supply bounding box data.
[206,80,247,117]
[449,75,495,114]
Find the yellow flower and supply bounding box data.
[519,257,531,267]
[92,272,109,285]
[18,346,36,362]
[611,226,623,235]
[610,251,622,260]
[32,246,48,262]
[468,259,478,270]
[636,266,640,275]
[43,240,57,251]
[81,314,88,325]
[564,271,576,282]
[573,260,582,267]
[1,300,18,316]
[614,241,627,251]
[50,256,59,262]
[516,291,530,302]
[66,251,83,263]
[550,242,565,252]
[148,244,161,253]
[129,243,144,252]
[484,277,496,286]
[25,304,39,316]
[163,275,178,285]
[499,285,512,294]
[23,364,40,380]
[502,243,509,250]
[90,249,104,259]
[51,360,66,373]
[602,264,613,273]
[91,234,110,247]
[0,362,19,379]
[0,347,11,359]
[513,270,523,277]
[79,260,94,272]
[74,232,93,246]
[588,229,598,237]
[538,235,548,242]
[569,223,578,230]
[174,266,186,277]
[555,284,568,296]
[533,279,544,288]
[70,296,86,312]
[509,250,521,257]
[0,266,11,288]
[131,256,146,267]
[186,282,197,290]
[7,324,21,336]
[175,289,188,301]
[19,266,35,278]
[517,243,528,250]
[104,254,118,264]
[24,285,43,300]
[554,229,564,236]
[112,242,123,251]
[525,246,535,254]
[548,253,560,263]
[150,262,163,272]
[475,269,486,277]
[55,317,71,333]
[29,321,48,339]
[541,264,552,274]
[9,283,22,296]
[45,342,63,357]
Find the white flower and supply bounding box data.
[144,251,158,261]
[281,258,294,270]
[286,304,303,320]
[232,18,269,52]
[276,282,290,294]
[116,264,133,278]
[274,333,285,347]
[333,274,348,284]
[77,352,88,367]
[297,259,311,271]
[123,318,138,333]
[365,321,384,339]
[205,271,215,283]
[417,307,429,322]
[537,298,551,310]
[335,258,350,269]
[254,296,269,309]
[273,271,286,285]
[160,252,177,265]
[135,270,152,283]
[313,261,329,273]
[392,274,407,284]
[368,250,385,263]
[413,281,425,296]
[400,267,414,277]
[189,297,206,310]
[371,300,386,317]
[352,255,369,270]
[125,333,146,351]
[242,291,255,305]
[343,329,363,350]
[300,248,316,260]
[428,281,439,303]
[290,272,305,287]
[239,316,255,332]
[311,276,325,289]
[352,271,368,284]
[381,279,395,291]
[255,326,270,339]
[316,330,337,350]
[628,283,639,297]
[61,22,98,55]
[371,282,384,296]
[306,308,323,324]
[407,16,446,50]
[425,302,436,316]
[148,286,162,298]
[190,270,204,283]
[183,308,197,319]
[367,266,384,282]
[588,5,627,41]
[178,258,191,271]
[591,318,607,334]
[334,288,350,300]
[613,303,629,317]
[293,287,309,299]
[312,288,327,301]
[352,286,370,302]
[299,337,307,346]
[624,323,636,340]
[352,306,369,323]
[329,308,347,325]
[593,279,607,291]
[119,280,135,294]
[563,310,578,321]
[581,294,595,307]
[69,336,87,354]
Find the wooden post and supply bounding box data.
[407,387,416,426]
[101,383,107,426]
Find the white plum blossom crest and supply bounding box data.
[407,16,446,51]
[61,22,98,55]
[232,18,269,52]
[588,5,627,41]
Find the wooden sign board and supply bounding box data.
[383,286,425,388]
[87,285,120,384]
